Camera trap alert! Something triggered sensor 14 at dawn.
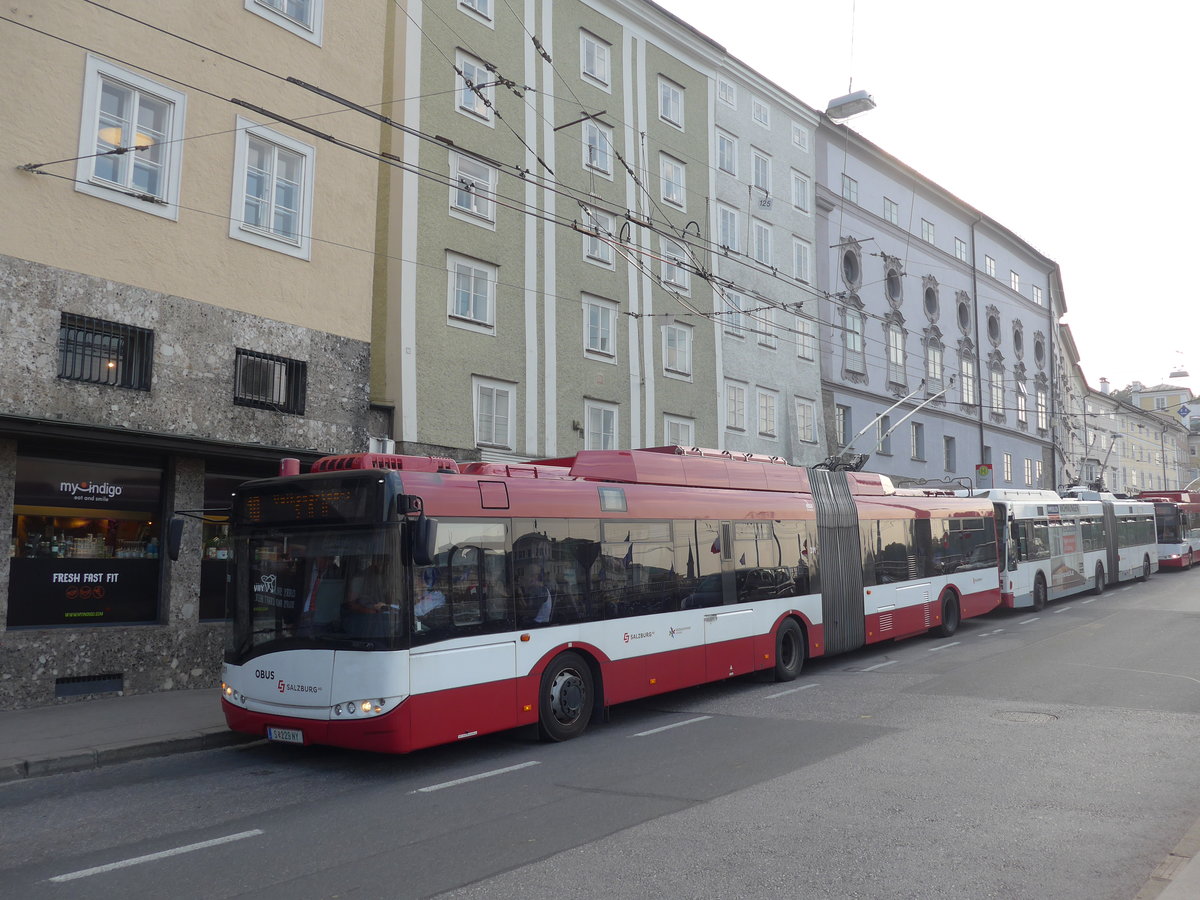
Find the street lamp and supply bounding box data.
[826,90,876,121]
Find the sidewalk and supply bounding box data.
[0,687,255,784]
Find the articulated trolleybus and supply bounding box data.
[978,488,1157,609]
[1138,491,1200,569]
[208,447,1000,754]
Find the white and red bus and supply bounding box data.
[190,447,1000,754]
[1137,491,1200,569]
[981,488,1158,609]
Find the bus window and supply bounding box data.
[774,519,818,596]
[413,520,510,640]
[600,520,677,617]
[861,518,918,585]
[1018,520,1050,561]
[675,520,724,608]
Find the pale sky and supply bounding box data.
[654,0,1199,399]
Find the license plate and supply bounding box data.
[266,727,304,744]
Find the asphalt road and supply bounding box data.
[2,571,1198,900]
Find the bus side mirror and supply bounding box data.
[410,513,438,567]
[166,517,185,562]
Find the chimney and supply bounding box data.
[1099,377,1110,395]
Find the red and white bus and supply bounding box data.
[1138,491,1200,569]
[193,447,1000,754]
[982,488,1157,608]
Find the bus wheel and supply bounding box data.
[539,652,594,742]
[1033,574,1047,611]
[774,619,805,682]
[1138,556,1151,582]
[932,589,960,637]
[1092,563,1105,596]
[1187,549,1195,570]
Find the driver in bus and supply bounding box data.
[343,557,394,638]
[413,567,447,631]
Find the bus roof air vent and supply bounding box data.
[310,453,460,474]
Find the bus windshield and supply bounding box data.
[226,524,406,662]
[1155,504,1181,543]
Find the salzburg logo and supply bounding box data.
[278,680,285,693]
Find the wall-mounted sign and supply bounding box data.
[15,457,161,512]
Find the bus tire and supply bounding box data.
[1187,549,1194,570]
[539,651,594,742]
[1138,556,1151,582]
[1092,563,1105,596]
[1033,573,1047,611]
[774,618,805,682]
[932,589,960,637]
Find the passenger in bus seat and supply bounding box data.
[518,569,553,624]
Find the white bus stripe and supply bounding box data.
[49,830,263,883]
[928,641,961,652]
[765,684,817,699]
[634,715,712,737]
[414,761,541,793]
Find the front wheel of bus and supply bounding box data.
[1092,563,1105,596]
[1138,556,1151,582]
[1032,574,1047,611]
[774,619,805,682]
[932,589,960,637]
[539,652,594,742]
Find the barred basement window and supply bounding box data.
[58,313,153,390]
[234,349,306,414]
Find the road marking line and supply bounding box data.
[978,628,1006,637]
[1081,597,1097,604]
[1020,617,1040,624]
[928,641,961,652]
[49,830,263,883]
[861,660,898,671]
[1054,606,1072,614]
[634,715,712,737]
[765,683,817,699]
[414,761,540,793]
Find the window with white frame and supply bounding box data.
[911,422,925,460]
[884,197,899,225]
[751,219,771,265]
[793,237,811,283]
[582,119,613,175]
[718,205,739,253]
[841,174,858,203]
[926,341,944,390]
[1036,386,1048,431]
[944,435,957,472]
[661,239,689,291]
[1024,457,1033,486]
[1016,382,1028,423]
[921,218,935,243]
[844,308,865,371]
[757,306,777,349]
[247,0,323,44]
[722,290,745,336]
[990,367,1005,417]
[230,116,315,258]
[752,97,770,127]
[955,237,968,262]
[1010,270,1020,292]
[795,397,817,443]
[473,377,514,448]
[456,51,493,122]
[447,253,496,331]
[659,77,684,128]
[450,153,496,223]
[877,414,892,455]
[580,31,610,87]
[665,414,694,448]
[1003,452,1013,482]
[751,148,771,195]
[726,382,747,430]
[76,56,187,219]
[985,255,996,278]
[1036,459,1044,487]
[757,388,778,437]
[1032,284,1043,305]
[886,323,906,386]
[835,404,851,447]
[583,208,613,266]
[716,130,737,175]
[791,122,809,150]
[584,400,617,450]
[660,153,685,206]
[796,314,816,360]
[718,78,736,107]
[582,294,617,359]
[459,0,492,21]
[791,171,810,213]
[663,322,692,377]
[960,354,977,405]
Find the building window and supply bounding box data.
[985,255,996,278]
[726,382,747,431]
[793,237,811,284]
[841,174,858,203]
[722,290,745,336]
[75,56,187,219]
[450,153,496,224]
[659,77,684,128]
[795,397,817,443]
[447,253,496,331]
[474,377,513,449]
[234,348,306,414]
[583,295,617,359]
[921,219,935,243]
[57,313,153,391]
[757,389,778,437]
[718,205,739,253]
[665,415,694,447]
[1036,386,1049,431]
[752,97,770,127]
[661,239,690,291]
[580,31,610,87]
[990,368,1005,418]
[751,148,771,195]
[954,237,968,262]
[752,219,771,265]
[230,121,315,258]
[663,322,692,377]
[757,306,778,350]
[835,404,851,447]
[1003,452,1013,482]
[456,50,494,122]
[791,122,810,150]
[911,422,925,460]
[791,171,810,213]
[1024,458,1034,487]
[876,414,892,455]
[959,353,977,406]
[887,324,906,386]
[718,78,736,107]
[1032,285,1043,306]
[247,0,323,44]
[583,208,614,266]
[660,153,685,206]
[1036,459,1044,488]
[796,315,816,360]
[717,130,737,175]
[944,436,957,472]
[926,341,944,391]
[844,308,865,371]
[884,197,899,225]
[583,120,613,175]
[584,401,617,450]
[1010,270,1020,292]
[1016,382,1028,424]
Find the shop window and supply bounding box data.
[234,349,307,414]
[58,312,154,390]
